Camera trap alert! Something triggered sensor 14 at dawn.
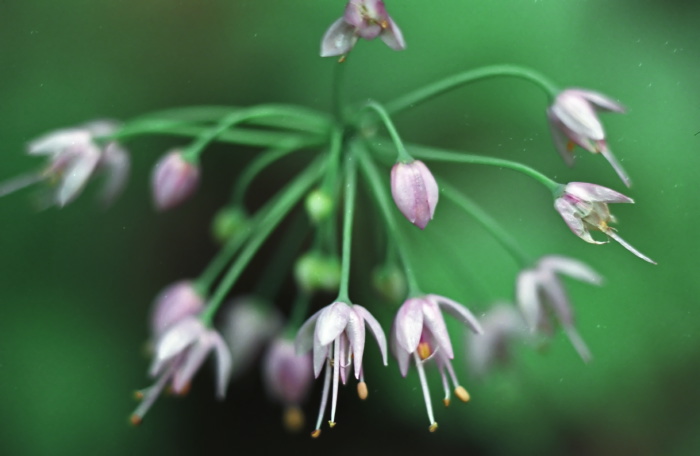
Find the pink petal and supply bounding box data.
[320,18,358,57]
[431,294,483,334]
[393,298,424,353]
[354,304,388,366]
[421,299,453,359]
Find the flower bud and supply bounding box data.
[293,253,341,293]
[211,207,250,244]
[372,264,407,303]
[391,160,439,230]
[304,188,334,223]
[150,281,205,338]
[151,150,200,211]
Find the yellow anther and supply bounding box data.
[357,381,368,400]
[133,391,144,400]
[328,421,337,428]
[417,341,432,361]
[283,406,304,433]
[129,414,142,426]
[455,386,470,403]
[311,429,321,439]
[429,422,438,433]
[442,398,450,407]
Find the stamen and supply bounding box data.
[329,338,341,425]
[566,140,576,152]
[429,422,438,433]
[129,363,176,425]
[313,359,332,434]
[357,381,368,400]
[454,386,470,403]
[563,324,592,363]
[443,356,470,403]
[417,341,432,361]
[0,172,43,198]
[439,367,450,407]
[283,406,304,433]
[413,352,436,428]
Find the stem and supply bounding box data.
[441,182,531,267]
[359,101,412,162]
[385,64,560,115]
[335,152,357,303]
[355,144,422,297]
[404,142,560,193]
[200,158,324,325]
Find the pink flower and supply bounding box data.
[391,294,482,432]
[516,255,602,362]
[547,89,630,187]
[391,160,439,230]
[151,150,200,211]
[150,281,205,338]
[0,120,129,207]
[321,0,406,58]
[554,182,655,264]
[263,337,314,432]
[467,304,526,377]
[295,301,387,437]
[130,317,232,425]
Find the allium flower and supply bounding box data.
[220,297,282,379]
[554,182,655,264]
[150,281,205,338]
[321,0,406,58]
[263,337,314,432]
[0,120,129,207]
[151,150,200,211]
[295,301,387,437]
[467,304,526,377]
[391,294,482,432]
[131,316,232,425]
[516,255,602,362]
[391,160,439,230]
[547,89,630,187]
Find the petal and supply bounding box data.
[393,298,424,353]
[554,197,601,244]
[599,145,632,188]
[99,142,130,205]
[27,129,92,156]
[312,342,330,378]
[294,308,322,354]
[421,298,453,359]
[538,273,575,326]
[211,331,233,399]
[547,108,576,167]
[154,317,204,364]
[380,18,406,51]
[354,304,388,366]
[56,146,101,206]
[552,92,605,141]
[172,335,212,394]
[390,323,411,377]
[315,302,351,346]
[607,230,657,265]
[320,18,358,57]
[345,307,366,379]
[539,255,603,286]
[431,294,483,335]
[564,182,633,204]
[515,270,541,330]
[577,89,626,113]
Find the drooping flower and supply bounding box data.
[321,0,406,58]
[131,316,232,425]
[263,336,314,432]
[0,120,130,207]
[295,301,387,437]
[150,280,205,338]
[554,182,655,264]
[516,255,602,362]
[467,304,527,377]
[151,150,200,211]
[391,160,439,230]
[547,88,630,187]
[391,294,482,432]
[220,296,282,379]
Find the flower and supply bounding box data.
[131,316,232,425]
[467,304,526,377]
[547,88,630,187]
[391,294,482,432]
[295,301,387,437]
[262,337,314,432]
[554,182,656,264]
[150,281,205,338]
[151,150,200,211]
[391,160,439,230]
[321,0,406,58]
[516,255,603,362]
[220,296,282,379]
[21,120,129,207]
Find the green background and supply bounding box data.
[1,1,698,455]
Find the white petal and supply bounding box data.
[393,299,424,353]
[56,146,101,206]
[516,270,541,330]
[211,332,233,399]
[432,294,483,334]
[421,299,453,359]
[155,317,204,363]
[294,308,322,354]
[320,18,357,57]
[345,307,366,379]
[354,305,388,366]
[539,255,603,285]
[315,302,350,346]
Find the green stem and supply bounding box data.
[405,143,561,193]
[441,182,531,268]
[360,101,412,162]
[355,143,422,298]
[196,225,251,294]
[335,151,357,303]
[320,126,344,194]
[200,158,325,325]
[385,64,560,115]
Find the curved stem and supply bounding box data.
[385,64,560,115]
[441,182,531,268]
[405,143,560,193]
[359,101,412,162]
[356,143,422,298]
[200,158,325,325]
[335,151,357,303]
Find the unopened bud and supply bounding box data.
[212,207,250,244]
[390,160,439,229]
[294,253,341,293]
[304,188,334,223]
[151,150,200,211]
[372,264,407,302]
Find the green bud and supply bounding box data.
[304,189,334,223]
[372,264,407,303]
[212,207,250,244]
[294,253,341,293]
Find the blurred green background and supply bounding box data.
[1,1,699,455]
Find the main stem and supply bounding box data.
[385,64,560,115]
[335,152,357,303]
